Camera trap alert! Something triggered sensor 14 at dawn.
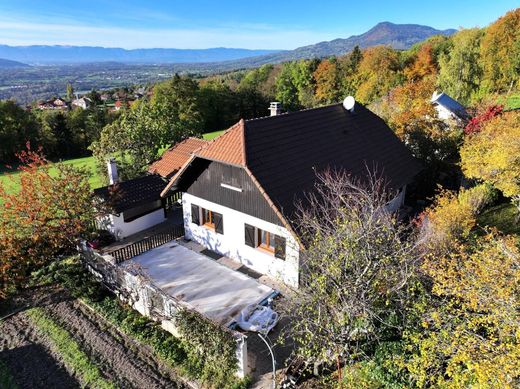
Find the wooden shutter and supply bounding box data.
[244,224,255,247]
[191,204,200,225]
[214,212,224,234]
[274,235,286,260]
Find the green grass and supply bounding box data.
[26,307,116,389]
[505,93,520,110]
[0,130,225,195]
[0,156,102,194]
[0,359,18,389]
[202,130,224,140]
[477,202,520,236]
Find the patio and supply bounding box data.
[122,241,277,327]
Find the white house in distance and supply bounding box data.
[431,91,470,123]
[160,99,422,288]
[71,96,92,110]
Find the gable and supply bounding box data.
[179,160,283,226]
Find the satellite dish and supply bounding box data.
[343,96,355,112]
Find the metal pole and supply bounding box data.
[257,333,276,389]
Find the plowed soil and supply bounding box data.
[0,289,189,389]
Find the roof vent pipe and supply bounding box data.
[343,96,355,112]
[107,158,119,185]
[269,102,282,116]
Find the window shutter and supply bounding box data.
[214,212,224,234]
[274,235,286,260]
[244,224,255,247]
[191,204,200,225]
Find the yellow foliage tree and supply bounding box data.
[460,111,520,214]
[480,8,520,93]
[406,232,520,388]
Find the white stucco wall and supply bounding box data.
[182,192,300,288]
[97,208,166,240]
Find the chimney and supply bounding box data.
[269,102,282,116]
[107,158,119,185]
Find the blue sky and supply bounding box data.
[0,1,517,49]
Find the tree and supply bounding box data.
[438,28,484,105]
[313,58,341,104]
[405,232,520,388]
[0,145,94,298]
[66,83,74,101]
[480,8,520,93]
[355,46,403,104]
[199,80,239,131]
[0,100,39,162]
[460,111,520,215]
[404,43,438,82]
[282,170,419,369]
[275,60,318,110]
[91,75,202,180]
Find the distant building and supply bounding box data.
[71,97,92,110]
[431,91,469,122]
[36,97,68,110]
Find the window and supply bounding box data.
[191,204,223,234]
[203,208,214,228]
[245,224,286,259]
[258,229,275,253]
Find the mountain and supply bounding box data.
[0,22,455,66]
[0,58,30,68]
[220,22,456,67]
[0,45,280,65]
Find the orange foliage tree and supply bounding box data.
[404,43,438,82]
[0,144,94,298]
[313,59,341,104]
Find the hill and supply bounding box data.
[0,45,280,65]
[0,58,30,68]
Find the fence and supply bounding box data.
[110,225,185,263]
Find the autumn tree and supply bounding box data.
[0,145,94,298]
[404,43,438,82]
[438,28,484,105]
[313,58,342,104]
[460,111,520,216]
[355,46,403,104]
[282,170,419,369]
[405,232,520,388]
[480,8,520,93]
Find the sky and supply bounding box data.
[0,1,517,50]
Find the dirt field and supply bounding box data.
[0,289,188,389]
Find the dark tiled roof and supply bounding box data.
[149,137,207,178]
[165,102,422,226]
[244,103,423,218]
[93,174,167,213]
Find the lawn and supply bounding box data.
[202,129,224,140]
[0,131,225,194]
[0,155,102,194]
[477,201,520,236]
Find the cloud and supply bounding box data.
[0,18,339,50]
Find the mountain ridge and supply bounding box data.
[0,58,30,68]
[0,22,456,66]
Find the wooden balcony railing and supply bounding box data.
[110,225,185,263]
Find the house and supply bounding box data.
[431,91,470,122]
[93,138,202,240]
[93,159,171,240]
[36,97,68,110]
[161,99,422,287]
[71,97,92,110]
